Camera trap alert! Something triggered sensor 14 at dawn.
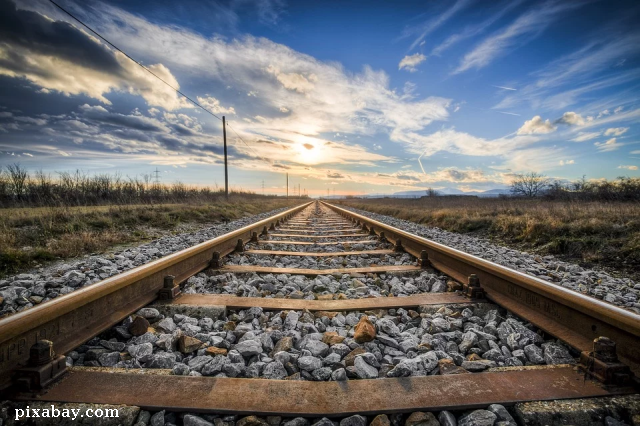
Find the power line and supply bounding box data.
[49,0,278,176]
[48,0,224,123]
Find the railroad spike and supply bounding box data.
[15,340,67,391]
[419,250,430,268]
[158,274,181,300]
[261,226,269,237]
[235,239,244,252]
[210,251,222,269]
[379,231,388,243]
[269,222,276,231]
[250,231,259,243]
[463,274,485,299]
[394,239,404,252]
[579,337,633,386]
[369,226,376,236]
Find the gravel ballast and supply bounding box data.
[0,206,300,318]
[71,304,576,382]
[336,205,640,312]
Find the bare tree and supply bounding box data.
[425,187,438,197]
[7,163,28,199]
[510,172,549,198]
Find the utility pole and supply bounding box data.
[286,173,289,198]
[298,183,301,197]
[262,180,264,195]
[153,167,161,184]
[223,116,228,199]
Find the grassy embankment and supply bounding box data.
[335,197,640,279]
[0,197,304,276]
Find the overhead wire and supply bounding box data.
[48,0,275,168]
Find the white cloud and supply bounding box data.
[517,116,556,135]
[614,106,624,114]
[279,106,290,113]
[196,96,236,115]
[559,159,574,166]
[404,0,473,51]
[398,53,426,72]
[494,32,640,110]
[618,165,638,170]
[604,127,629,136]
[631,150,640,155]
[571,131,601,142]
[454,2,582,74]
[555,111,585,126]
[266,65,317,93]
[595,138,622,152]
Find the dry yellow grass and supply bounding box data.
[0,197,303,276]
[336,197,640,278]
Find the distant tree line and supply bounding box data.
[0,164,301,208]
[510,172,640,201]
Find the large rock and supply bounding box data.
[370,414,390,426]
[353,316,376,343]
[128,316,150,336]
[178,335,203,354]
[322,331,345,345]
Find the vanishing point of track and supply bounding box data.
[0,201,638,416]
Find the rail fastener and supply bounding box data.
[14,340,67,392]
[158,275,181,300]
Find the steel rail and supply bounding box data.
[0,201,312,390]
[322,202,640,375]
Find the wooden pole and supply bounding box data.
[223,116,228,199]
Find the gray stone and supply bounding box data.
[339,415,366,426]
[283,418,310,426]
[438,411,457,426]
[543,342,575,365]
[146,352,177,369]
[98,352,120,367]
[235,340,263,357]
[488,404,516,426]
[331,368,347,381]
[183,414,214,426]
[150,410,165,426]
[298,356,323,371]
[354,356,378,379]
[263,361,288,379]
[458,410,497,426]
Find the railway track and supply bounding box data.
[1,200,639,425]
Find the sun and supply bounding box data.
[294,136,327,165]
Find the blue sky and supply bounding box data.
[0,0,639,196]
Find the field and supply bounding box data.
[335,197,640,280]
[0,197,303,276]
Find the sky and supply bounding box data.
[0,0,639,196]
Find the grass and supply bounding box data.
[335,197,640,280]
[0,197,304,277]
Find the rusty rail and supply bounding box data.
[323,202,640,376]
[0,201,312,390]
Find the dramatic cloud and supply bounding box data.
[0,0,189,110]
[398,54,426,72]
[517,116,556,135]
